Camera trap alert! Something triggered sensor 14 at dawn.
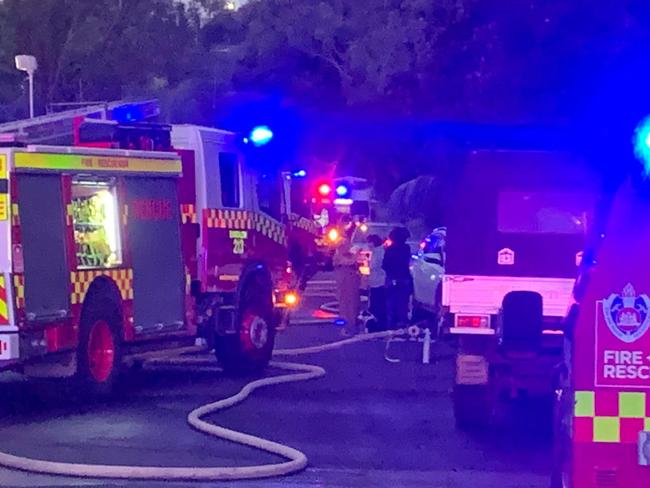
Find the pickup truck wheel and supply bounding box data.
[215,273,275,374]
[454,384,492,430]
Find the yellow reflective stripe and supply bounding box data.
[0,154,7,178]
[70,268,134,304]
[0,194,8,221]
[15,152,181,175]
[0,275,7,321]
[575,391,595,417]
[619,392,646,418]
[593,417,620,443]
[0,301,6,321]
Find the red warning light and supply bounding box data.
[318,183,332,196]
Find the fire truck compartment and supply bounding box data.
[124,177,184,335]
[17,174,69,321]
[13,148,185,340]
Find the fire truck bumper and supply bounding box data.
[0,330,20,367]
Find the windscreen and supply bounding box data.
[498,191,592,235]
[352,224,393,244]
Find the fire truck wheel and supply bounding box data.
[76,286,123,397]
[453,384,492,430]
[215,273,275,374]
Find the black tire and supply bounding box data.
[454,384,492,430]
[75,278,123,397]
[411,301,430,324]
[215,271,275,374]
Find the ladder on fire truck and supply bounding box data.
[0,99,160,144]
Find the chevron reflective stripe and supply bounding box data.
[252,213,287,245]
[70,269,134,305]
[205,209,253,229]
[11,203,19,226]
[181,204,197,224]
[65,203,74,226]
[0,275,8,324]
[205,209,286,245]
[290,213,320,235]
[574,390,650,443]
[12,274,24,310]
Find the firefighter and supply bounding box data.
[383,227,412,329]
[333,225,361,336]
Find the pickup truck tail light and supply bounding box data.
[455,314,490,328]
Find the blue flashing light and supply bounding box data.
[293,169,307,178]
[335,184,350,197]
[111,104,145,123]
[249,125,274,147]
[634,116,650,174]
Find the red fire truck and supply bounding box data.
[552,166,650,486]
[0,114,305,394]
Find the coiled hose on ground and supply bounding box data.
[0,329,403,482]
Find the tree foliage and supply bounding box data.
[211,0,650,122]
[1,0,646,123]
[0,0,649,197]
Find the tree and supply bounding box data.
[214,0,468,115]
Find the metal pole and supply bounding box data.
[28,72,34,118]
[422,328,431,364]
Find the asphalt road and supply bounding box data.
[0,277,551,488]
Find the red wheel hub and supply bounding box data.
[87,320,115,383]
[240,312,268,351]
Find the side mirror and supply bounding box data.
[423,252,444,266]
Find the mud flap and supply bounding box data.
[456,354,489,385]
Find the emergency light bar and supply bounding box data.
[318,183,332,196]
[635,116,650,173]
[249,125,274,147]
[335,184,350,197]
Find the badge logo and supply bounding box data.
[497,248,515,266]
[603,283,650,343]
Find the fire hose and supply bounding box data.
[0,329,403,482]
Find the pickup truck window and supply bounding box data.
[498,191,592,235]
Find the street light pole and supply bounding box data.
[14,55,38,118]
[27,71,34,118]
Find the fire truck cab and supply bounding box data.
[0,101,308,393]
[171,125,299,369]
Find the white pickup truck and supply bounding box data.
[445,149,598,428]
